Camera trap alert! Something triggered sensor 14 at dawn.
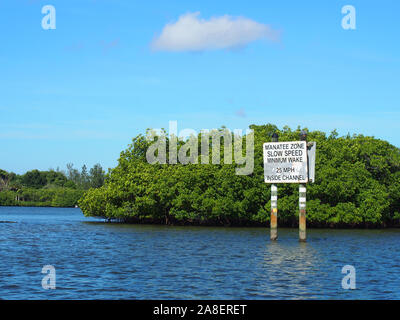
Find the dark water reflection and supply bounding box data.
[1,206,399,299]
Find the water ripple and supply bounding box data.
[1,206,400,299]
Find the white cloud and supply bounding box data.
[152,12,280,52]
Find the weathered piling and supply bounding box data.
[270,132,279,240]
[299,184,307,241]
[271,184,278,240]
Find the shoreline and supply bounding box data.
[83,215,400,229]
[1,205,399,229]
[0,204,78,209]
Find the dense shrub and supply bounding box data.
[79,124,400,227]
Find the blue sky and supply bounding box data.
[0,0,399,174]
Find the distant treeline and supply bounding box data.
[78,124,400,228]
[0,163,106,207]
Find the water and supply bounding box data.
[0,206,400,300]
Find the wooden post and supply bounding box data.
[270,184,278,240]
[299,184,306,242]
[270,132,279,240]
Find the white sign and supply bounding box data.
[263,141,308,183]
[307,142,316,183]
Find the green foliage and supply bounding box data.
[0,163,105,207]
[66,163,106,189]
[0,187,84,207]
[21,170,47,188]
[0,190,17,206]
[89,164,106,188]
[51,189,84,207]
[80,124,399,227]
[44,170,68,187]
